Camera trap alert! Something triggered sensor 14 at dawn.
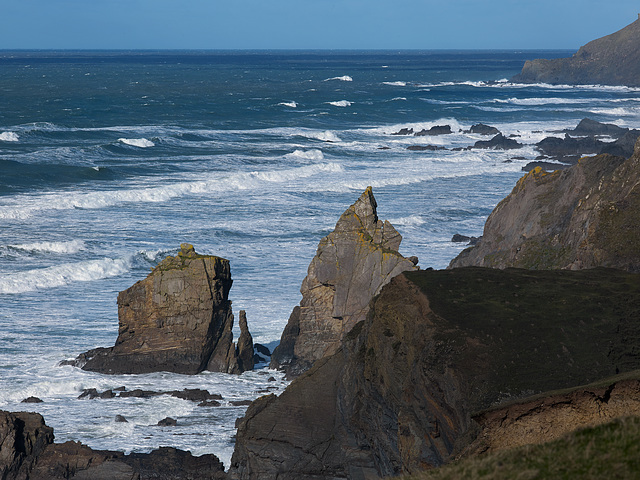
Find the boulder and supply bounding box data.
[414,125,452,136]
[450,136,640,271]
[472,133,522,150]
[0,411,53,480]
[70,243,253,375]
[466,123,501,135]
[512,16,640,87]
[157,417,177,427]
[270,187,418,377]
[21,396,43,403]
[562,118,629,138]
[229,267,640,479]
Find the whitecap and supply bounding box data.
[324,75,353,82]
[118,138,155,148]
[279,101,297,108]
[327,100,352,107]
[8,240,86,255]
[0,257,132,294]
[284,149,325,161]
[389,215,426,227]
[383,81,407,87]
[308,130,341,142]
[0,132,19,142]
[389,97,407,102]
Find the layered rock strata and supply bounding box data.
[0,410,226,480]
[73,243,253,375]
[270,187,418,377]
[512,16,640,87]
[450,137,640,271]
[230,267,640,479]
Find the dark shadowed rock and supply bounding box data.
[522,161,572,172]
[414,125,452,136]
[229,267,640,479]
[114,415,128,423]
[235,310,254,373]
[71,243,253,375]
[21,396,43,404]
[254,343,271,357]
[0,410,53,479]
[450,136,640,271]
[512,16,640,87]
[562,118,629,138]
[472,133,522,150]
[157,417,178,427]
[270,187,418,377]
[407,145,447,151]
[391,128,413,135]
[465,123,501,135]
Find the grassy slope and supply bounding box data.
[400,416,640,480]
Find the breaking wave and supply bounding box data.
[327,100,352,107]
[324,75,353,82]
[7,240,86,255]
[118,138,155,148]
[0,132,19,142]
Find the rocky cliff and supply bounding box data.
[73,243,253,375]
[229,266,640,479]
[512,16,640,87]
[270,187,418,377]
[0,410,226,480]
[449,137,640,271]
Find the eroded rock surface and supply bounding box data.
[270,187,418,377]
[72,243,253,375]
[230,267,640,479]
[512,16,640,87]
[450,137,640,271]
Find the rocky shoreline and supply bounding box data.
[4,135,640,478]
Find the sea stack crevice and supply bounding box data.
[270,186,419,377]
[70,243,254,375]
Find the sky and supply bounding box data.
[1,1,639,50]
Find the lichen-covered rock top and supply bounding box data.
[270,187,418,377]
[75,244,252,375]
[449,137,640,271]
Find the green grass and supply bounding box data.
[399,416,640,480]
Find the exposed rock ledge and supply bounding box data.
[270,187,418,377]
[449,136,640,271]
[69,243,254,375]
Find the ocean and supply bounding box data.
[1,50,639,468]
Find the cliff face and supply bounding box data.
[270,187,418,377]
[449,137,640,271]
[230,267,640,479]
[512,17,640,87]
[75,243,253,375]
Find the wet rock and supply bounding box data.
[198,400,222,407]
[230,400,253,407]
[562,118,629,138]
[391,127,413,135]
[114,415,128,423]
[21,397,43,404]
[71,243,253,375]
[77,388,100,400]
[414,125,452,136]
[168,389,222,402]
[472,133,522,150]
[465,123,501,135]
[407,145,447,151]
[522,161,571,172]
[157,417,177,427]
[235,311,254,373]
[118,389,161,399]
[270,187,418,377]
[254,344,270,357]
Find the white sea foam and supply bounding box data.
[8,240,86,255]
[327,100,352,107]
[284,149,325,161]
[118,138,155,148]
[389,215,426,226]
[324,75,353,82]
[0,132,19,142]
[493,97,596,106]
[0,162,345,219]
[279,101,297,108]
[0,257,132,294]
[389,97,407,102]
[383,81,407,87]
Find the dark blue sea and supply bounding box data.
[1,50,639,467]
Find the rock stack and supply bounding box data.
[270,187,418,377]
[71,243,254,375]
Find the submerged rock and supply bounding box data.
[450,136,640,271]
[270,187,418,377]
[70,243,253,375]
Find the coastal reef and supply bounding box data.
[270,187,418,377]
[449,137,640,271]
[512,15,640,86]
[229,267,640,479]
[70,243,254,375]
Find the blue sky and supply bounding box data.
[1,1,639,50]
